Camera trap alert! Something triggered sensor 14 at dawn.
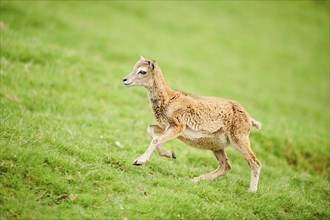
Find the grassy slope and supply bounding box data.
[0,1,329,219]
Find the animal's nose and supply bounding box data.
[123,78,128,83]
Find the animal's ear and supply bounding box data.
[140,55,145,60]
[148,59,156,70]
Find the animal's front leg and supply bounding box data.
[148,125,176,159]
[133,125,184,166]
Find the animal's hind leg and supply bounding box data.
[147,125,176,159]
[230,134,261,192]
[192,149,232,182]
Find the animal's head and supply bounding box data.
[123,56,157,88]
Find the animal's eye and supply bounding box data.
[139,70,147,75]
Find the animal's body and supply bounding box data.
[123,57,262,192]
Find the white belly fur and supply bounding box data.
[182,128,210,139]
[180,127,229,149]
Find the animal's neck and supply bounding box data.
[147,70,174,107]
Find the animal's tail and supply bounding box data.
[251,118,262,129]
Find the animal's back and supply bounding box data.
[174,91,251,133]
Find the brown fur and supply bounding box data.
[123,57,262,192]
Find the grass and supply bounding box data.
[0,1,329,219]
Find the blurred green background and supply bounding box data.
[1,1,329,219]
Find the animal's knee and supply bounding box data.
[152,138,159,145]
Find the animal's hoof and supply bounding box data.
[171,151,176,159]
[133,160,143,166]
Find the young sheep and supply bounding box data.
[123,57,262,192]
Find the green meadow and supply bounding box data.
[0,1,329,219]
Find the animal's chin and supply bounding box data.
[123,81,146,87]
[123,82,134,86]
[124,82,143,87]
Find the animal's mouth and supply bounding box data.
[123,81,133,86]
